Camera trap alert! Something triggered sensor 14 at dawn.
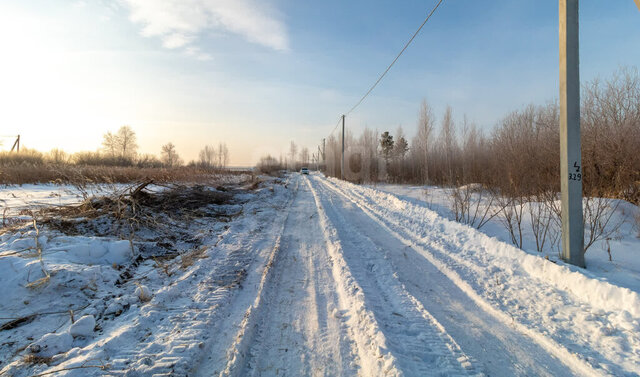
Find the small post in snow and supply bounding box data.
[341,115,345,180]
[559,0,585,267]
[10,135,20,153]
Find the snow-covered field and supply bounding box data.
[1,174,639,376]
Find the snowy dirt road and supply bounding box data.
[5,174,637,376]
[197,174,480,377]
[195,174,601,376]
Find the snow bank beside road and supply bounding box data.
[373,183,640,292]
[345,179,640,317]
[322,176,640,376]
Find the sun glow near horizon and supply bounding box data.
[0,2,296,166]
[1,1,639,166]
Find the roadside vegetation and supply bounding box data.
[0,126,235,185]
[320,67,640,255]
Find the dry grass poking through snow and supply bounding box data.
[0,163,252,185]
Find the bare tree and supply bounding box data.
[439,106,457,185]
[199,145,217,168]
[117,126,138,158]
[102,126,138,159]
[161,142,182,167]
[300,147,310,166]
[360,127,379,183]
[289,141,298,170]
[416,99,435,184]
[217,142,229,169]
[102,132,119,157]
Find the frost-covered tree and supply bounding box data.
[102,126,138,159]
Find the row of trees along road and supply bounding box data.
[323,68,640,205]
[321,68,640,256]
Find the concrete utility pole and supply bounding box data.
[341,115,345,180]
[559,0,585,267]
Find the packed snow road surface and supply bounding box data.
[197,176,477,376]
[3,174,638,376]
[195,174,589,377]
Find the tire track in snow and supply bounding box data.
[238,178,359,376]
[193,178,299,377]
[314,177,579,377]
[308,177,478,377]
[315,176,606,377]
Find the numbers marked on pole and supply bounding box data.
[569,161,582,181]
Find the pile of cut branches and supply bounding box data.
[39,181,238,236]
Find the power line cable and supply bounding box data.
[345,0,445,116]
[328,116,343,137]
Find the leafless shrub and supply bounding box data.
[449,185,502,229]
[528,192,558,252]
[583,197,624,254]
[497,194,526,249]
[256,155,284,175]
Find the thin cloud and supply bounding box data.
[185,46,213,61]
[120,0,289,55]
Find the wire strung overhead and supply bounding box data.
[323,0,445,153]
[345,0,445,116]
[328,116,343,137]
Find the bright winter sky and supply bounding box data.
[0,1,639,166]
